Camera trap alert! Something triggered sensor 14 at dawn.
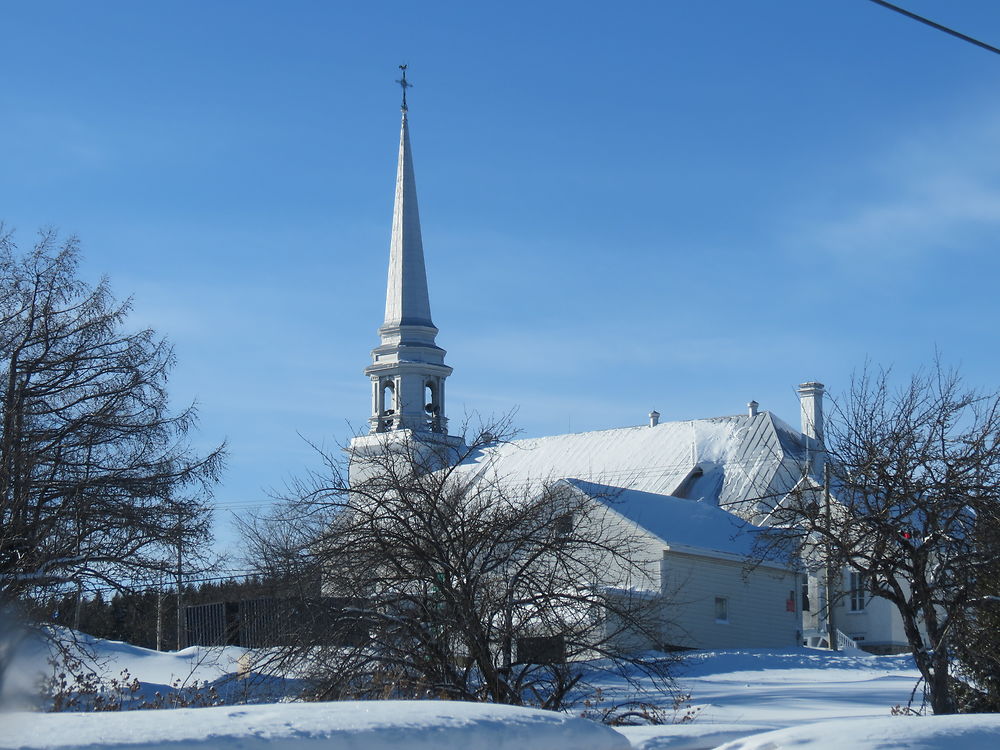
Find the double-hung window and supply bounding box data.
[849,572,867,611]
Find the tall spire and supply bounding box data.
[382,105,434,330]
[364,69,453,436]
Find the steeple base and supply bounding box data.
[348,429,467,486]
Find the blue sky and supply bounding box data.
[4,1,1000,555]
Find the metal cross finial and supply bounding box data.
[395,64,412,112]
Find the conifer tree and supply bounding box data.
[0,229,224,615]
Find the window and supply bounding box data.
[554,513,573,538]
[715,596,729,623]
[801,582,810,612]
[381,380,396,414]
[516,635,566,665]
[849,572,866,611]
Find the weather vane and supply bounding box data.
[396,64,412,112]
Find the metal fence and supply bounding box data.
[183,596,368,648]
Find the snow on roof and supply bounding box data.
[564,479,760,558]
[462,415,747,498]
[460,412,811,519]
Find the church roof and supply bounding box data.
[468,416,738,495]
[459,411,813,521]
[561,479,759,558]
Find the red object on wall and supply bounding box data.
[786,598,796,612]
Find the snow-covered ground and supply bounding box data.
[714,715,1000,750]
[591,647,924,748]
[0,629,259,711]
[672,648,921,725]
[0,700,630,750]
[2,633,998,750]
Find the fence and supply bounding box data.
[183,596,368,648]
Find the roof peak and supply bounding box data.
[395,64,412,113]
[509,414,750,444]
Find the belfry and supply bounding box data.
[364,67,453,437]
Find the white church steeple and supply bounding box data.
[365,67,452,435]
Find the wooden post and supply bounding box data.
[156,574,163,651]
[175,511,183,650]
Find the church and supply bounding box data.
[348,83,909,654]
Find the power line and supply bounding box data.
[868,0,1000,57]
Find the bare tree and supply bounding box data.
[239,421,677,710]
[950,511,1000,712]
[0,229,225,616]
[758,362,1000,714]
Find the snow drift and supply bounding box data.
[714,714,1000,750]
[0,700,630,750]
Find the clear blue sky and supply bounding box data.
[4,1,1000,556]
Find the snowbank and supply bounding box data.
[615,722,773,749]
[0,700,630,750]
[2,633,942,750]
[714,714,1000,750]
[0,628,266,711]
[660,648,920,727]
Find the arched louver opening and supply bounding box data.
[378,380,397,431]
[425,381,441,432]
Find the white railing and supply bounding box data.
[801,627,858,651]
[836,629,858,651]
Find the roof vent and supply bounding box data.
[649,410,660,427]
[748,400,759,417]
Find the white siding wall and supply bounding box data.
[659,551,800,649]
[801,568,914,653]
[834,570,912,653]
[604,527,666,592]
[580,505,666,592]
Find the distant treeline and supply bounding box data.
[33,577,286,650]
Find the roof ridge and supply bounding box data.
[511,414,748,444]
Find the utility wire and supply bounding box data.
[868,0,1000,57]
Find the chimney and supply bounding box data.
[797,382,825,443]
[748,400,759,417]
[649,410,660,427]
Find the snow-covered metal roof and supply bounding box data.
[562,479,759,558]
[460,411,815,522]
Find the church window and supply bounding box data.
[554,513,573,538]
[424,382,437,413]
[849,572,867,611]
[715,596,729,623]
